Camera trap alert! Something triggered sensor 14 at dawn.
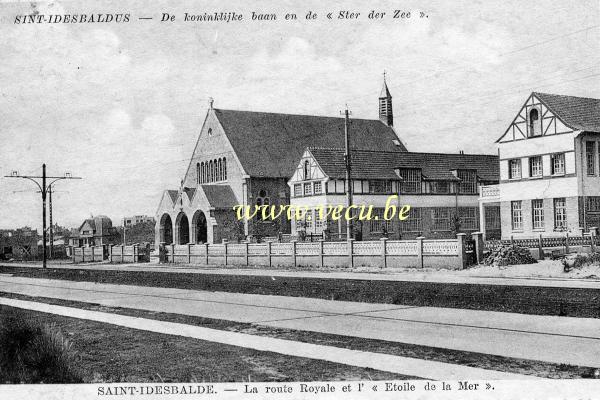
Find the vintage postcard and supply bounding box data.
[0,0,599,399]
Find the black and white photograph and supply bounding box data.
[0,0,599,398]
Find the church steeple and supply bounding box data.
[379,72,393,127]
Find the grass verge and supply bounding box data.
[0,304,412,383]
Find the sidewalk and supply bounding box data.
[3,261,600,289]
[1,276,598,368]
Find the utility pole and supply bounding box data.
[342,106,353,240]
[49,186,53,258]
[123,218,126,245]
[4,164,81,268]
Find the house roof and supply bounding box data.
[534,92,600,132]
[200,185,238,209]
[214,109,406,178]
[166,190,179,203]
[307,148,499,182]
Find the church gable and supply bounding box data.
[182,109,246,188]
[497,93,576,143]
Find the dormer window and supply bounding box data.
[528,107,541,137]
[398,168,421,193]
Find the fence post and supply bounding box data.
[108,244,113,262]
[133,244,139,263]
[267,240,272,268]
[472,232,484,264]
[590,228,597,252]
[416,236,425,268]
[121,245,125,263]
[380,237,388,268]
[565,232,570,254]
[205,243,209,265]
[187,243,192,264]
[538,234,544,260]
[291,240,297,268]
[347,238,355,268]
[245,241,249,266]
[170,243,175,263]
[223,239,228,266]
[318,239,324,268]
[456,233,467,269]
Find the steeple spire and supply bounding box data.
[379,71,393,126]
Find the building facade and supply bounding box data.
[483,92,600,239]
[288,148,499,240]
[155,79,408,244]
[68,215,120,247]
[124,215,155,227]
[0,227,40,260]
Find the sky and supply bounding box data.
[0,0,599,230]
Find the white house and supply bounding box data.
[482,92,600,239]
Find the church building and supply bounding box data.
[155,78,407,245]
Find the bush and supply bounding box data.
[484,244,537,267]
[570,252,600,270]
[0,308,82,383]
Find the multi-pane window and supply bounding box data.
[531,199,544,229]
[398,168,421,193]
[369,180,392,194]
[511,201,523,230]
[551,153,565,175]
[587,197,600,212]
[401,207,422,232]
[457,170,477,194]
[554,198,567,229]
[303,182,312,196]
[529,156,543,177]
[508,159,521,179]
[313,181,322,195]
[369,208,393,233]
[429,181,449,194]
[293,184,302,197]
[458,207,478,230]
[431,208,452,231]
[314,210,324,230]
[586,141,596,176]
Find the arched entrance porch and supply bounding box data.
[159,214,173,244]
[175,212,190,244]
[192,210,208,243]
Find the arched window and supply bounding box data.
[213,159,218,182]
[304,160,310,180]
[529,108,540,136]
[218,158,222,181]
[196,163,200,184]
[223,158,227,180]
[202,162,206,184]
[209,160,213,183]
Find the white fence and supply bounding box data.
[162,234,470,269]
[72,244,150,263]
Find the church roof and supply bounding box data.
[307,148,499,182]
[380,80,392,98]
[200,185,238,209]
[214,109,406,178]
[534,92,600,132]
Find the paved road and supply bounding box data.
[0,275,598,368]
[3,261,600,289]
